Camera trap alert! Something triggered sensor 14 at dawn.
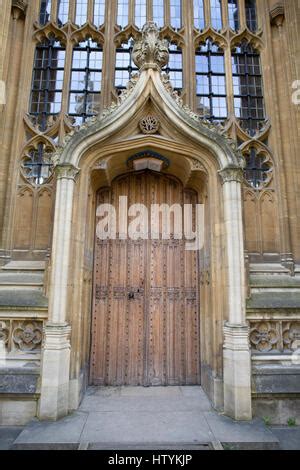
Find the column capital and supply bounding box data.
[223,322,250,351]
[270,3,285,28]
[43,323,71,350]
[218,166,244,185]
[55,164,80,181]
[12,1,27,19]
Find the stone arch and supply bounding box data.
[39,23,251,423]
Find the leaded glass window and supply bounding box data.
[94,0,106,27]
[40,0,52,25]
[170,0,182,30]
[115,38,139,90]
[194,0,205,30]
[57,0,69,25]
[245,0,257,32]
[69,38,103,125]
[117,0,129,28]
[163,44,183,91]
[228,0,239,31]
[210,0,222,31]
[135,0,147,29]
[29,37,65,131]
[153,0,164,28]
[195,40,227,121]
[232,42,265,135]
[75,0,88,26]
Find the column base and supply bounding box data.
[38,323,71,421]
[223,322,252,421]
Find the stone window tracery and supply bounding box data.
[21,142,54,186]
[243,147,272,190]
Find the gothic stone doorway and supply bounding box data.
[90,170,201,386]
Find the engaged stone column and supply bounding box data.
[219,167,252,421]
[39,164,80,421]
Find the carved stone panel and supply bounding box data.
[250,320,300,354]
[12,321,43,352]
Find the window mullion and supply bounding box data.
[88,0,94,23]
[165,0,170,27]
[225,45,234,115]
[239,0,246,29]
[60,41,72,130]
[84,45,90,117]
[221,0,227,30]
[129,0,135,24]
[69,0,76,23]
[148,0,153,22]
[51,0,58,22]
[203,0,211,27]
[207,50,213,117]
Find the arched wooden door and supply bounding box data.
[90,170,200,386]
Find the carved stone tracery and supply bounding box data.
[250,320,300,354]
[139,115,160,134]
[12,321,43,352]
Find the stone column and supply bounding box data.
[38,164,80,421]
[219,167,252,421]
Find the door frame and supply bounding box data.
[38,64,252,422]
[89,169,202,387]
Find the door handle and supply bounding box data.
[128,292,135,300]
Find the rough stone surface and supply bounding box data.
[0,289,48,308]
[247,291,300,309]
[252,365,300,394]
[0,426,24,450]
[12,386,280,450]
[0,368,39,394]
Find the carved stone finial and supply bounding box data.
[132,22,169,70]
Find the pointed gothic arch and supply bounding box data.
[38,23,251,422]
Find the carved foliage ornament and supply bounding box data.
[139,115,160,134]
[250,321,279,353]
[132,22,169,69]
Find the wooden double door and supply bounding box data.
[90,170,200,386]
